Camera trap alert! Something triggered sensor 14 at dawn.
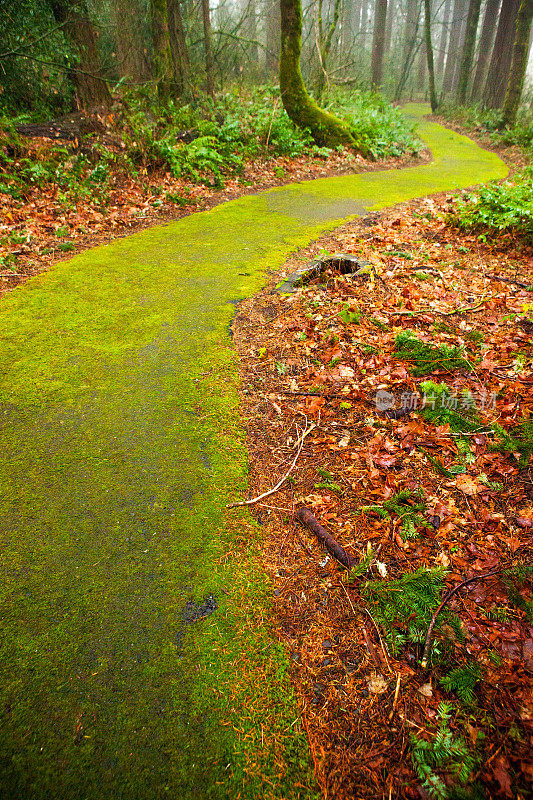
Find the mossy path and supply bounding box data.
[0,105,507,799]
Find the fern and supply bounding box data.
[501,563,533,623]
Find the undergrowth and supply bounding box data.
[491,418,533,468]
[418,381,482,433]
[450,168,533,244]
[0,86,422,207]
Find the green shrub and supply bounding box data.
[418,381,481,433]
[450,169,533,243]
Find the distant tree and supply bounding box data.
[424,0,438,110]
[265,0,281,73]
[456,0,482,103]
[470,0,502,100]
[279,0,356,146]
[502,0,533,126]
[394,0,422,101]
[371,0,388,87]
[436,0,452,76]
[48,0,112,108]
[315,0,342,97]
[483,0,521,107]
[441,0,467,95]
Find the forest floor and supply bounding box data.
[1,108,531,798]
[232,187,533,798]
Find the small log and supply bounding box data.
[295,507,356,569]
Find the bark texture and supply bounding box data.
[202,0,216,97]
[424,0,438,111]
[441,0,467,94]
[150,0,172,100]
[483,0,521,107]
[112,0,149,82]
[279,0,356,147]
[470,0,502,100]
[456,0,482,103]
[168,0,190,95]
[502,0,533,126]
[371,0,389,88]
[48,0,112,108]
[266,0,281,73]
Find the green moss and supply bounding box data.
[0,105,508,799]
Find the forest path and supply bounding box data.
[0,105,507,800]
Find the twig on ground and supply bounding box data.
[389,673,402,722]
[227,423,314,508]
[421,568,500,668]
[295,506,356,569]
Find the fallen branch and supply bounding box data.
[295,507,355,569]
[483,273,533,290]
[227,424,315,508]
[421,568,500,668]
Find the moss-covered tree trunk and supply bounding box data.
[48,0,112,109]
[501,0,533,126]
[150,0,172,101]
[279,0,355,147]
[371,0,388,88]
[424,0,438,111]
[456,0,482,103]
[470,0,502,101]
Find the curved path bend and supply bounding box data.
[0,105,507,800]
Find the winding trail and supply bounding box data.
[0,105,507,800]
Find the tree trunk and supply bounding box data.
[456,0,482,102]
[436,0,452,76]
[470,0,502,100]
[168,0,190,96]
[48,0,112,108]
[150,0,172,101]
[502,0,533,125]
[112,0,149,82]
[384,0,394,55]
[266,0,281,73]
[371,0,388,87]
[483,0,521,107]
[441,0,467,94]
[360,0,369,44]
[279,0,356,146]
[417,35,427,91]
[424,0,438,110]
[201,0,215,97]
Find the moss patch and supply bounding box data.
[0,105,507,799]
